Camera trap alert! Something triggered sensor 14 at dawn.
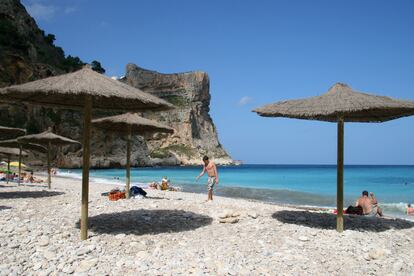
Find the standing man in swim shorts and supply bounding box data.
[196,156,219,201]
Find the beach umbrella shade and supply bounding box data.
[0,146,28,184]
[92,112,174,198]
[0,139,47,185]
[253,83,414,232]
[17,130,80,189]
[0,126,26,140]
[0,66,173,240]
[9,161,27,168]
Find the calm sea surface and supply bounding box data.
[63,165,414,219]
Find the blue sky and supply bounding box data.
[22,0,414,164]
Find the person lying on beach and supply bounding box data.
[148,182,160,190]
[407,204,414,215]
[355,190,382,217]
[27,172,43,183]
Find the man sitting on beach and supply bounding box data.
[196,156,219,201]
[355,190,382,217]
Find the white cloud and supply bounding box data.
[25,3,56,21]
[64,6,77,14]
[238,96,252,106]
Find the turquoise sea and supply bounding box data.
[62,165,414,220]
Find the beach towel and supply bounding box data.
[130,186,147,197]
[345,205,363,215]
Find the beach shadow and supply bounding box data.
[0,206,12,210]
[77,209,213,235]
[0,191,65,199]
[272,210,414,232]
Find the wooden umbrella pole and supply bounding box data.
[81,95,92,240]
[47,142,51,189]
[337,118,344,232]
[7,155,10,184]
[18,145,22,185]
[126,125,132,199]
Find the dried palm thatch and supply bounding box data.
[253,83,414,122]
[0,146,28,156]
[92,113,174,198]
[253,83,414,232]
[0,139,47,153]
[17,130,80,146]
[92,112,174,134]
[17,130,80,189]
[0,126,26,140]
[0,67,174,111]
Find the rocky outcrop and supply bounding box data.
[123,64,233,165]
[0,0,82,87]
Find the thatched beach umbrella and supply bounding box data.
[0,139,46,185]
[0,146,28,184]
[0,67,173,240]
[0,126,26,140]
[17,130,80,189]
[92,113,174,198]
[253,83,414,232]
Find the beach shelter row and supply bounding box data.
[0,67,174,240]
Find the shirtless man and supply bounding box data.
[355,190,382,217]
[196,156,219,201]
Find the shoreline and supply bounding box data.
[45,170,413,223]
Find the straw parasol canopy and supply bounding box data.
[0,139,47,185]
[0,146,28,157]
[253,83,414,232]
[0,126,26,140]
[0,66,174,240]
[17,131,80,146]
[254,83,414,122]
[92,112,174,134]
[0,139,47,153]
[0,146,28,184]
[92,113,174,198]
[0,67,172,111]
[17,130,80,189]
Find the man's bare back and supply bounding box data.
[355,191,382,216]
[356,196,372,215]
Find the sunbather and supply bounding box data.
[355,190,382,217]
[27,172,43,183]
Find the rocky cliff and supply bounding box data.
[123,64,233,165]
[0,0,233,167]
[0,0,83,87]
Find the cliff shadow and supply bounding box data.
[77,209,213,236]
[0,191,65,199]
[272,210,414,232]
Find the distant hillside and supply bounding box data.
[0,0,84,87]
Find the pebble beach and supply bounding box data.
[0,175,413,275]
